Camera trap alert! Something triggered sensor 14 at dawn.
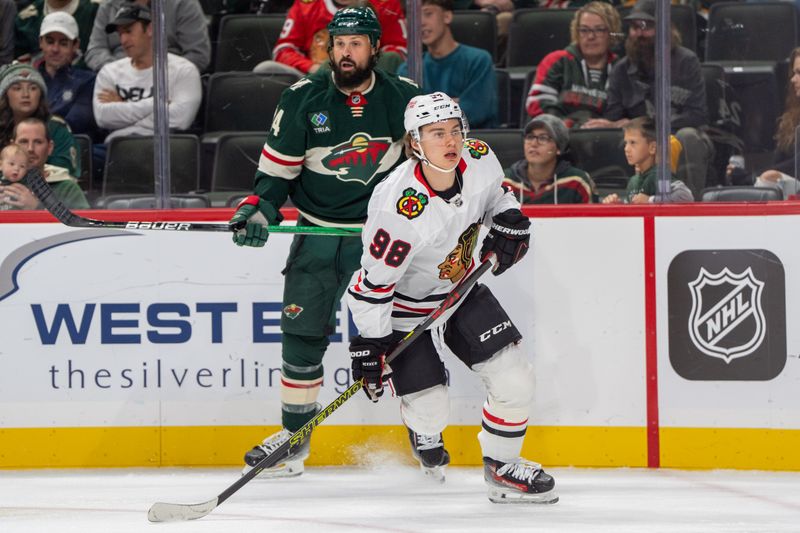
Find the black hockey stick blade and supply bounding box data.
[24,168,361,236]
[146,256,496,522]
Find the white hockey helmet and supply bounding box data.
[404,92,469,141]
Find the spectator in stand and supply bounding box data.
[503,114,596,204]
[254,0,407,76]
[85,0,210,73]
[92,3,201,144]
[602,116,693,204]
[525,1,620,129]
[34,12,96,136]
[583,0,712,201]
[397,0,497,128]
[13,0,98,64]
[1,0,16,66]
[0,62,81,178]
[0,117,89,209]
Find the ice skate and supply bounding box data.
[407,428,450,483]
[242,428,310,479]
[483,457,558,504]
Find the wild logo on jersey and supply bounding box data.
[465,139,489,159]
[322,133,392,184]
[284,303,304,319]
[396,187,428,220]
[437,223,480,283]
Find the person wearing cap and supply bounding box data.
[85,0,210,73]
[254,0,407,77]
[582,0,712,200]
[0,62,81,180]
[396,0,498,128]
[525,1,621,129]
[34,11,96,136]
[229,5,420,480]
[92,2,201,145]
[13,0,98,61]
[503,114,596,204]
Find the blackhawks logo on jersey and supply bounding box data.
[465,138,489,159]
[437,223,480,283]
[396,187,428,220]
[322,133,392,185]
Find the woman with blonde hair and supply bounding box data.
[524,1,621,128]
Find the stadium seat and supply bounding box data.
[701,186,783,202]
[95,194,211,209]
[204,72,292,133]
[210,132,265,192]
[102,135,201,196]
[451,10,498,63]
[470,129,524,170]
[506,9,576,69]
[567,128,632,190]
[706,2,798,62]
[73,133,92,193]
[495,69,511,128]
[214,14,286,72]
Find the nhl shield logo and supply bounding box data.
[687,267,765,363]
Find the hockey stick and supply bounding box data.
[147,255,497,522]
[25,168,361,237]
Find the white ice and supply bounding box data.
[2,465,800,532]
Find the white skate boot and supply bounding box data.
[242,428,310,479]
[483,457,558,504]
[408,428,450,483]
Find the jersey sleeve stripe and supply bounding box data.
[347,288,394,305]
[394,291,447,303]
[262,146,304,166]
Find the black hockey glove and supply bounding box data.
[349,335,394,403]
[480,209,530,276]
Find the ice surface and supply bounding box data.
[1,465,799,532]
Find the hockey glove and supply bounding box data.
[230,195,280,247]
[480,209,531,276]
[349,334,394,403]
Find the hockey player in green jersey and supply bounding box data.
[229,5,420,478]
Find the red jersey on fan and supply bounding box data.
[273,0,408,74]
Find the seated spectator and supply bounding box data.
[0,117,89,209]
[0,62,81,178]
[34,12,96,136]
[255,0,407,76]
[525,1,620,128]
[13,0,98,63]
[1,0,16,65]
[602,116,693,204]
[583,0,713,201]
[762,47,800,177]
[397,0,497,128]
[502,114,596,204]
[85,0,210,73]
[92,3,201,144]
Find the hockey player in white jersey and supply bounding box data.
[346,92,558,504]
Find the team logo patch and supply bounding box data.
[322,133,392,184]
[309,111,331,134]
[437,223,480,283]
[396,187,428,219]
[465,139,489,159]
[283,304,304,319]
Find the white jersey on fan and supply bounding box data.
[347,139,520,338]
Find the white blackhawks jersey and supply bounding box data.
[347,139,520,338]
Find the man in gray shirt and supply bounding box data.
[85,0,210,73]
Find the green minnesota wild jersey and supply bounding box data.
[254,68,420,226]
